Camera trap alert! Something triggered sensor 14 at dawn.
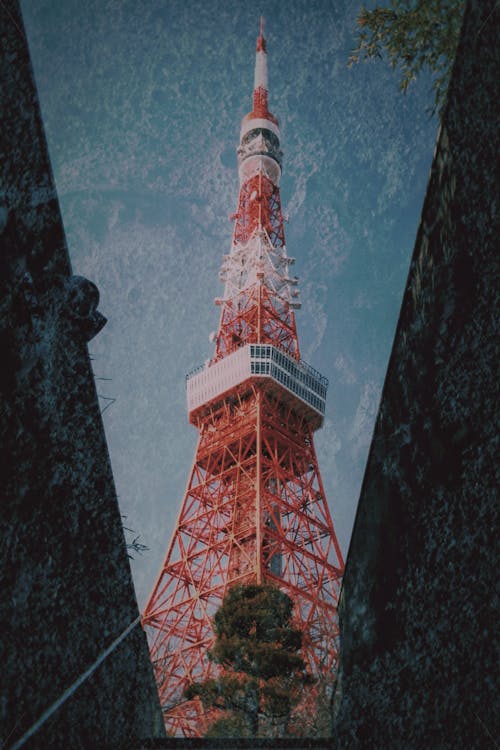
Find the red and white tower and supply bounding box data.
[143,19,344,737]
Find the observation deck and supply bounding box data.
[187,344,328,429]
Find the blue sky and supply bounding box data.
[22,0,438,607]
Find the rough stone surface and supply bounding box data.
[334,1,499,747]
[135,741,332,749]
[0,2,164,747]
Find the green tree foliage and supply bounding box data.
[349,0,465,112]
[184,584,313,737]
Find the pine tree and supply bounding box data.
[184,583,313,737]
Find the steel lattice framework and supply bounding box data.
[142,19,344,737]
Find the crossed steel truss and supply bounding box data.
[143,387,344,735]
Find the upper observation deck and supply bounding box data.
[186,344,328,429]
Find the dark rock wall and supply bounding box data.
[334,1,499,748]
[0,2,164,747]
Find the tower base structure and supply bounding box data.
[144,375,343,736]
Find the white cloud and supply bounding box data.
[349,380,381,451]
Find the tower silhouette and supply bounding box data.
[143,19,344,737]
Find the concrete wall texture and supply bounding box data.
[0,2,164,747]
[334,1,499,748]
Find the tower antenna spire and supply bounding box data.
[253,14,272,119]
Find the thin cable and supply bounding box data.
[476,0,499,38]
[0,0,24,39]
[7,615,141,750]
